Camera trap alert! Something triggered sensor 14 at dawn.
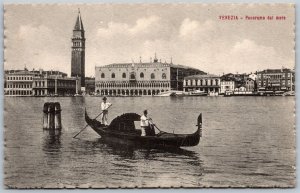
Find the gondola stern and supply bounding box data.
[180,114,202,147]
[196,113,202,137]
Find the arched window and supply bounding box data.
[122,73,126,78]
[130,73,135,79]
[101,73,105,78]
[162,73,166,79]
[140,72,144,78]
[111,73,115,78]
[151,73,155,79]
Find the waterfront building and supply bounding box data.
[85,77,95,95]
[248,73,257,81]
[4,69,79,96]
[71,9,85,88]
[32,76,79,96]
[221,73,248,88]
[4,69,35,96]
[220,80,235,94]
[95,55,205,96]
[245,78,256,92]
[183,74,220,93]
[234,86,246,92]
[256,68,295,91]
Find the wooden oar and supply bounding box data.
[149,119,163,133]
[73,104,112,138]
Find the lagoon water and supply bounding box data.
[4,96,295,188]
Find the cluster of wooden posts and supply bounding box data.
[43,102,62,130]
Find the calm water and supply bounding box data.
[4,96,295,188]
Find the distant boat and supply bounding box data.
[154,91,176,97]
[187,90,207,96]
[283,91,295,96]
[172,90,185,96]
[224,90,233,97]
[208,91,219,97]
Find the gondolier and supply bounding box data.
[140,110,155,136]
[101,97,111,126]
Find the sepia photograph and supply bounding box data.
[3,3,295,188]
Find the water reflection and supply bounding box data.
[69,137,205,186]
[72,137,203,167]
[42,129,62,166]
[97,138,199,156]
[4,96,295,187]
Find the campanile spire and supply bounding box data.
[71,9,85,88]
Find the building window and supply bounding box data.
[130,73,135,79]
[140,72,144,78]
[101,73,105,78]
[162,73,166,79]
[122,73,126,78]
[111,73,115,78]
[151,73,155,79]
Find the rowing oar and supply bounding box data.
[149,119,162,133]
[73,104,112,138]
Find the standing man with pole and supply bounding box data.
[101,97,111,126]
[140,110,155,136]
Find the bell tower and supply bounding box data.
[71,8,85,88]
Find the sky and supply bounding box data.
[4,4,295,77]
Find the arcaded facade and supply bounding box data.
[95,59,204,96]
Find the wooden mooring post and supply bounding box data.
[43,102,62,130]
[54,102,62,129]
[43,102,50,129]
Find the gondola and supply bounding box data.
[85,110,202,148]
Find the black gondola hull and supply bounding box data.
[85,110,202,148]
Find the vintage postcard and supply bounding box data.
[3,3,295,188]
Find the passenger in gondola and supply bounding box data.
[101,97,111,126]
[140,110,155,136]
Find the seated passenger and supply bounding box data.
[140,110,155,136]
